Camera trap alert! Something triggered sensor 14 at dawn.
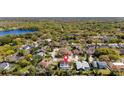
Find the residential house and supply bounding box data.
[72,45,83,55]
[88,55,94,63]
[20,45,32,50]
[7,54,19,62]
[24,45,31,50]
[108,43,119,48]
[75,61,83,70]
[118,43,124,48]
[37,52,45,57]
[92,61,108,69]
[82,61,90,70]
[119,50,124,55]
[92,61,98,68]
[72,49,82,55]
[36,48,46,57]
[57,48,72,57]
[120,58,124,63]
[75,61,90,70]
[46,39,52,42]
[74,55,79,62]
[68,54,74,62]
[51,48,59,62]
[60,61,70,69]
[40,59,52,68]
[97,61,108,69]
[108,62,124,71]
[87,46,95,55]
[33,42,38,48]
[0,62,10,70]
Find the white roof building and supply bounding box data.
[82,61,90,70]
[0,62,10,70]
[76,61,83,70]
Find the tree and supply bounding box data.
[19,59,30,67]
[0,37,12,45]
[108,54,120,61]
[17,49,25,56]
[99,55,110,61]
[108,37,121,43]
[31,35,37,41]
[25,54,33,61]
[12,38,24,45]
[6,50,15,55]
[95,48,120,61]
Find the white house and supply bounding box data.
[82,61,90,70]
[76,61,83,70]
[0,62,10,70]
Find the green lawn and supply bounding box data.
[98,69,111,75]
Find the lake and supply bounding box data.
[0,29,36,36]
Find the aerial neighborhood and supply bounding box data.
[0,18,124,76]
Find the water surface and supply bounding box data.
[0,29,36,36]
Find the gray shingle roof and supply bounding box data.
[92,61,107,69]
